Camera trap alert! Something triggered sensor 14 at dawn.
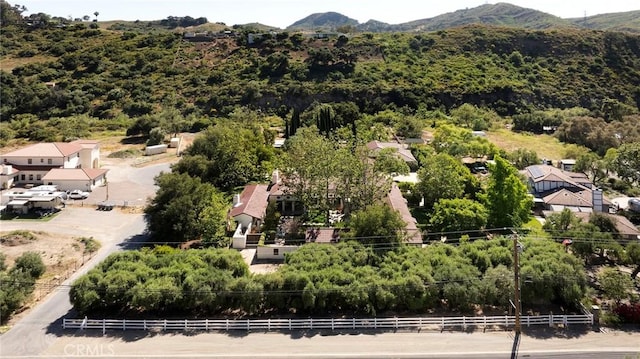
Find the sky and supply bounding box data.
[16,0,640,28]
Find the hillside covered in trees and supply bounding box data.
[1,1,639,134]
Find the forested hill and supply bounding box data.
[1,20,639,124]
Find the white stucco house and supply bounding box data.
[0,140,106,191]
[0,164,20,190]
[229,184,270,249]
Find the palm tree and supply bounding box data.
[93,11,99,22]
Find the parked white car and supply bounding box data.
[68,190,90,199]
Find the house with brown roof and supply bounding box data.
[366,141,418,168]
[0,140,104,190]
[229,184,270,249]
[385,183,423,245]
[524,165,612,213]
[553,211,640,241]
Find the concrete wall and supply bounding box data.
[45,174,106,192]
[256,245,298,260]
[233,213,253,230]
[79,147,100,168]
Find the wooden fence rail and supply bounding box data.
[63,314,592,334]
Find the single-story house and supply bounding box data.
[41,168,108,192]
[546,211,640,241]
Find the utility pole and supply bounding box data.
[513,233,522,334]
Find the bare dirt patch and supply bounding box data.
[0,230,97,288]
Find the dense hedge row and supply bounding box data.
[70,238,587,316]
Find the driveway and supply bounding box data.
[71,160,171,208]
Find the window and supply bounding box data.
[48,159,52,164]
[21,174,25,181]
[29,174,33,180]
[273,248,279,256]
[28,159,32,164]
[36,175,41,181]
[40,158,44,163]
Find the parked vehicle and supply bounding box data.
[68,190,89,199]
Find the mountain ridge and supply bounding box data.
[284,2,640,33]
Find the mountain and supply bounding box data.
[287,12,358,30]
[400,3,575,31]
[568,10,640,33]
[286,3,639,33]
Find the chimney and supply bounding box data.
[271,169,280,185]
[592,188,603,212]
[233,193,242,207]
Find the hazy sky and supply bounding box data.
[17,0,640,28]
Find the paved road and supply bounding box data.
[32,329,640,359]
[0,162,169,357]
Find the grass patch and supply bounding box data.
[0,55,58,72]
[108,148,140,158]
[77,236,101,254]
[0,212,59,222]
[0,230,37,242]
[486,128,568,160]
[522,217,549,239]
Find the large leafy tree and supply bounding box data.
[429,198,488,233]
[282,127,390,220]
[574,152,606,184]
[174,122,274,190]
[482,155,532,228]
[281,127,340,221]
[347,204,407,247]
[508,148,539,170]
[598,268,633,304]
[145,172,229,245]
[416,153,478,209]
[611,142,640,184]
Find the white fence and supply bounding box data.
[63,314,592,333]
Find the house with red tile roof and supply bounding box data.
[385,183,423,245]
[0,140,105,191]
[230,184,271,229]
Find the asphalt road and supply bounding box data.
[34,329,640,359]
